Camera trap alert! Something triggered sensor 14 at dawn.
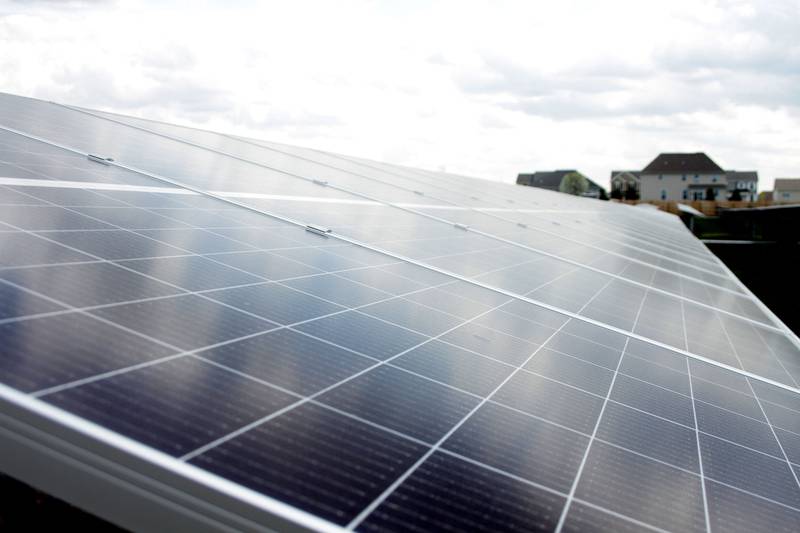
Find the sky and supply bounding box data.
[1,0,798,191]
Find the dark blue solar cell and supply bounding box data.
[691,377,765,420]
[197,328,374,395]
[294,311,427,361]
[443,402,589,492]
[88,190,192,208]
[117,255,262,291]
[336,268,426,295]
[271,247,365,272]
[597,401,699,472]
[1,262,183,307]
[610,373,695,427]
[560,319,629,351]
[0,205,114,230]
[0,281,64,319]
[189,402,428,525]
[619,354,690,395]
[694,401,781,457]
[90,294,275,350]
[135,228,254,254]
[446,280,518,307]
[318,365,479,443]
[71,206,189,230]
[359,298,463,337]
[562,502,649,533]
[493,370,604,434]
[706,479,800,532]
[360,452,565,532]
[282,272,392,307]
[759,398,800,434]
[700,433,800,507]
[142,208,241,228]
[440,322,539,366]
[525,348,614,396]
[44,230,186,260]
[403,286,493,319]
[775,427,800,465]
[0,312,175,393]
[544,331,622,370]
[0,185,48,205]
[14,186,127,207]
[211,250,322,280]
[626,338,688,373]
[392,340,513,397]
[204,283,345,325]
[43,356,297,456]
[0,232,93,267]
[474,310,558,344]
[210,227,303,250]
[574,441,706,532]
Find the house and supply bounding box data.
[774,178,800,203]
[517,169,607,198]
[609,170,641,199]
[640,153,727,201]
[725,170,758,201]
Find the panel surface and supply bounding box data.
[1,92,800,532]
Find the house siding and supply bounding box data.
[641,173,727,201]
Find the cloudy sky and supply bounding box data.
[1,0,798,190]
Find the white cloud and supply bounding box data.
[0,0,798,190]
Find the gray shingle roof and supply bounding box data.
[642,153,723,174]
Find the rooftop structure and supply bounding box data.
[517,169,606,198]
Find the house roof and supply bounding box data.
[642,153,724,174]
[775,178,800,191]
[725,170,758,182]
[610,170,641,181]
[517,170,606,193]
[517,170,577,189]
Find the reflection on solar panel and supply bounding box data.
[1,91,799,532]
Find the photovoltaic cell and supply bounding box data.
[43,357,297,456]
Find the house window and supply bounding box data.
[682,190,688,200]
[658,175,663,180]
[783,192,791,199]
[712,176,717,183]
[661,190,667,200]
[693,176,699,182]
[682,174,687,181]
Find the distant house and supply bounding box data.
[774,179,800,203]
[640,153,727,201]
[609,170,641,199]
[516,169,607,198]
[725,170,758,201]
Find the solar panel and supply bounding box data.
[1,91,800,531]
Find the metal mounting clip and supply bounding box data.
[87,154,114,166]
[305,224,332,236]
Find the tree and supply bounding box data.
[705,187,715,201]
[729,189,742,201]
[624,187,640,200]
[559,172,589,196]
[610,188,622,200]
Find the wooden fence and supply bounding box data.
[613,199,776,216]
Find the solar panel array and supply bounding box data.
[1,91,799,532]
